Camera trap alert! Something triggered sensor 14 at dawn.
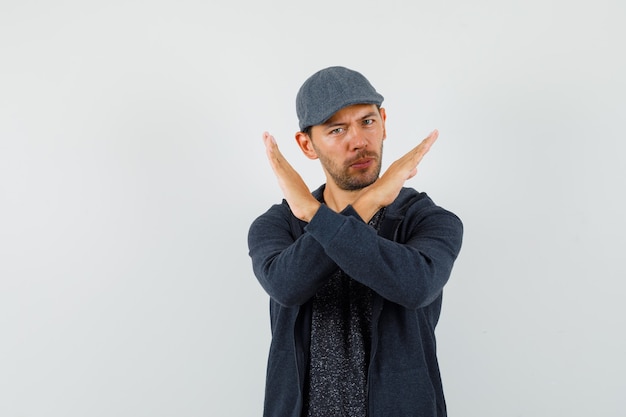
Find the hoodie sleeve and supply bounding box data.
[247,202,339,307]
[304,194,463,309]
[248,192,463,309]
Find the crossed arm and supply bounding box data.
[249,199,463,308]
[249,130,462,308]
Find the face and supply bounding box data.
[296,104,387,191]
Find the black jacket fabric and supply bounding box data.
[248,185,463,416]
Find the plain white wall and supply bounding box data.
[1,1,624,416]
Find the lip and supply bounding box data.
[350,158,374,170]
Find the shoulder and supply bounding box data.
[250,200,291,228]
[390,187,463,229]
[388,188,435,216]
[250,184,324,236]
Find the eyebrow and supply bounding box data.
[323,111,379,128]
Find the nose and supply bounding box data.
[347,127,367,151]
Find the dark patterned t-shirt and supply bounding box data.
[303,209,385,417]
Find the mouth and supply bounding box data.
[350,158,374,170]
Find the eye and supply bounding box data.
[363,119,374,126]
[330,127,344,135]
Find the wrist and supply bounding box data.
[303,201,321,223]
[352,188,383,223]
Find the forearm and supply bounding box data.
[248,207,336,306]
[306,203,463,309]
[249,193,463,310]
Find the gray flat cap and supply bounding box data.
[296,66,384,131]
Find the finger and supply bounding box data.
[410,129,439,162]
[263,132,282,175]
[418,129,439,152]
[263,132,297,182]
[263,132,286,165]
[263,131,277,153]
[425,129,439,144]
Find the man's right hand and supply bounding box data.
[263,132,321,223]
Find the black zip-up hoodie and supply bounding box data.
[248,185,463,417]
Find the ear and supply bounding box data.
[295,131,319,160]
[379,107,387,141]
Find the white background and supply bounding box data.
[1,1,624,416]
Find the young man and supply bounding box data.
[248,66,463,417]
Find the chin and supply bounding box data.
[342,176,378,191]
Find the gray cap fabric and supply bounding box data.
[296,66,384,131]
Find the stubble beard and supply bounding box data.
[317,144,384,191]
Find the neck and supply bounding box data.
[322,181,371,213]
